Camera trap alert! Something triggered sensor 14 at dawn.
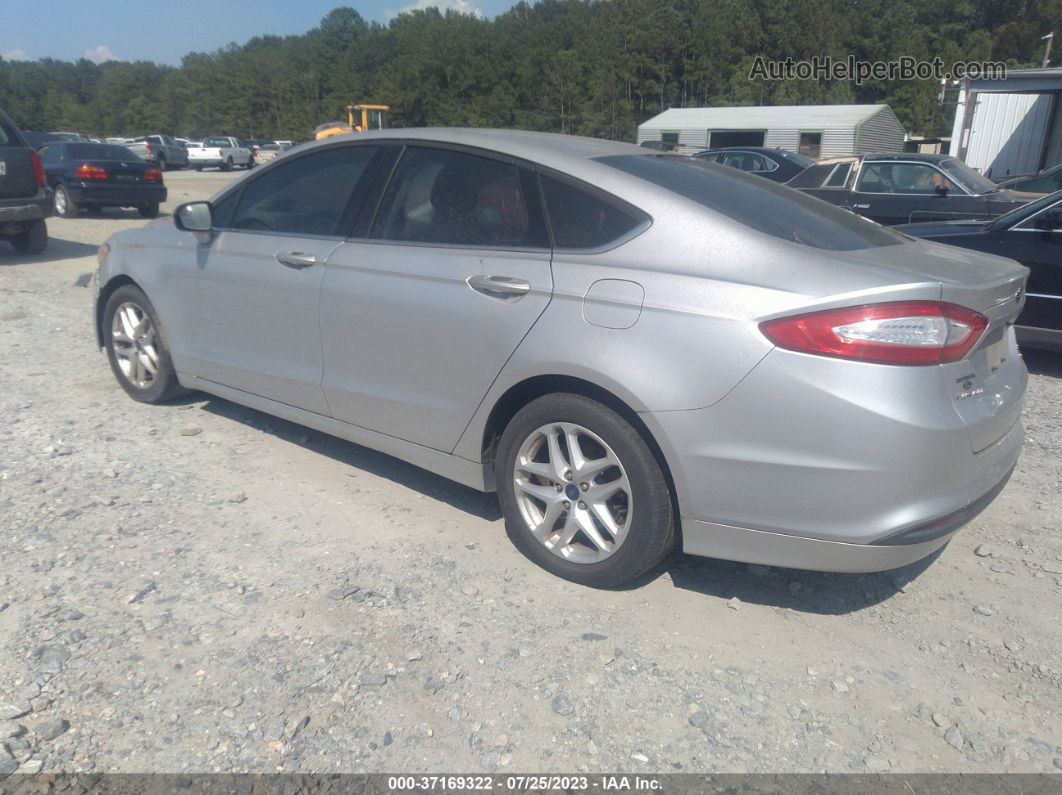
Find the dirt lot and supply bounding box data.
[0,169,1060,776]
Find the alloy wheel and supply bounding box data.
[512,422,633,564]
[111,301,160,388]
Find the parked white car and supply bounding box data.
[187,136,252,171]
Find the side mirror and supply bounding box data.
[934,183,950,197]
[175,201,214,244]
[175,201,213,233]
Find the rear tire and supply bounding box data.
[53,185,77,218]
[139,203,160,219]
[496,393,675,588]
[102,284,185,404]
[195,165,203,172]
[156,156,167,172]
[221,158,232,172]
[10,220,48,255]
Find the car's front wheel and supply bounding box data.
[102,284,184,403]
[496,393,675,587]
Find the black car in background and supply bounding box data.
[0,108,51,254]
[693,146,814,183]
[40,141,167,218]
[898,191,1062,350]
[789,153,1037,225]
[997,163,1062,196]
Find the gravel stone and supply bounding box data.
[944,726,964,750]
[973,605,994,616]
[550,695,573,716]
[36,718,69,741]
[179,425,203,436]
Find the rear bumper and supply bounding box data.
[645,343,1025,571]
[189,159,223,168]
[0,188,52,221]
[680,459,1016,572]
[67,183,166,206]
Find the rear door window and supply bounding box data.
[371,146,548,248]
[540,175,646,249]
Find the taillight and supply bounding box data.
[143,168,162,182]
[145,143,153,153]
[75,164,108,180]
[759,301,988,365]
[29,151,45,186]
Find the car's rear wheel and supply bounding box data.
[10,220,48,255]
[496,393,675,587]
[102,284,184,403]
[139,203,159,219]
[221,158,232,172]
[157,156,167,172]
[53,185,77,218]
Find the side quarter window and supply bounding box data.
[371,146,548,248]
[229,145,378,236]
[540,174,645,250]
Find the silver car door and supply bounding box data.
[172,144,380,414]
[321,144,554,453]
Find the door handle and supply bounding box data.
[467,274,531,299]
[275,251,317,269]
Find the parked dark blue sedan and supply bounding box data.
[38,142,167,218]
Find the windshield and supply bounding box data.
[204,137,230,147]
[939,158,1000,195]
[65,143,138,160]
[989,189,1062,229]
[597,154,904,251]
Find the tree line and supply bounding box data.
[0,0,1057,143]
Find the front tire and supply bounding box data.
[10,220,48,255]
[102,284,184,403]
[139,203,159,219]
[496,393,675,588]
[53,185,77,218]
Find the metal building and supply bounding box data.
[636,104,905,158]
[950,67,1062,180]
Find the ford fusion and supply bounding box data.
[92,129,1027,587]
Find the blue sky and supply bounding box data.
[1,0,515,66]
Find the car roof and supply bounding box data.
[862,153,953,163]
[298,128,646,174]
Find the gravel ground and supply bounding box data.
[0,170,1060,776]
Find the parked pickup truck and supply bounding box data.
[187,136,253,171]
[125,134,189,171]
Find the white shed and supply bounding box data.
[636,104,906,159]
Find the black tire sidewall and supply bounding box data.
[102,285,180,403]
[497,393,674,588]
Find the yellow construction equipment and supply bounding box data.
[313,104,391,141]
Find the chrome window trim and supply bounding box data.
[1010,197,1062,232]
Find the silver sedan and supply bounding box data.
[93,129,1028,587]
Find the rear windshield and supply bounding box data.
[0,113,22,146]
[65,143,138,160]
[777,149,815,168]
[597,154,903,251]
[787,162,844,188]
[204,137,230,147]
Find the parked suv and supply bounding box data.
[0,106,50,254]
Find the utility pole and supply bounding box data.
[1043,32,1054,68]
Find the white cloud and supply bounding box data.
[84,44,119,64]
[2,48,29,61]
[394,0,483,18]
